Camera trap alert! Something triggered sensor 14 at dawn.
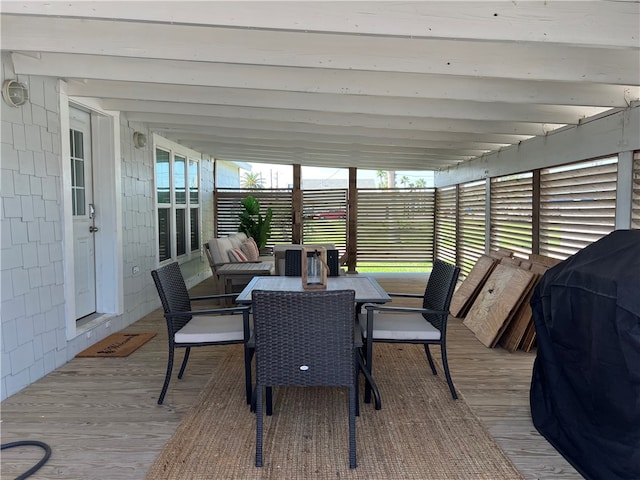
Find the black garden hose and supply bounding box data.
[1,440,52,480]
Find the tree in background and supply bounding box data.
[376,170,388,188]
[241,171,264,189]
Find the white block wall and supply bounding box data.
[1,59,214,400]
[1,63,68,399]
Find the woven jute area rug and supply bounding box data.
[147,344,524,479]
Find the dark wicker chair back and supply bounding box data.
[151,262,193,333]
[421,259,461,332]
[284,249,340,276]
[252,289,358,468]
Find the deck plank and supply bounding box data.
[0,275,582,480]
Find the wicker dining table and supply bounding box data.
[236,275,391,409]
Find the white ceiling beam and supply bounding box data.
[165,128,508,151]
[14,53,637,107]
[197,144,468,168]
[152,123,529,146]
[127,111,560,137]
[103,98,579,130]
[171,134,490,157]
[127,107,563,136]
[4,16,638,84]
[71,81,609,123]
[3,1,637,48]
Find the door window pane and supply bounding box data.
[70,129,86,216]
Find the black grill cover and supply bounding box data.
[530,230,640,480]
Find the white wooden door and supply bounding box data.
[70,107,97,319]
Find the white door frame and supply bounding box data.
[60,82,124,340]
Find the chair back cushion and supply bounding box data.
[252,289,355,387]
[208,237,234,264]
[151,262,193,331]
[422,259,461,330]
[229,232,247,250]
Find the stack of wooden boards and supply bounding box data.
[450,250,561,352]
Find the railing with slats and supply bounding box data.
[490,173,533,259]
[214,154,625,270]
[356,188,435,271]
[435,186,457,266]
[539,157,617,259]
[302,189,347,255]
[458,180,486,275]
[215,189,293,245]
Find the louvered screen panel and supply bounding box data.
[633,151,640,230]
[302,189,347,255]
[490,173,533,258]
[215,189,293,245]
[458,180,486,276]
[357,188,435,271]
[540,157,617,260]
[435,186,457,266]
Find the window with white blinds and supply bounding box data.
[302,189,348,254]
[490,172,533,258]
[435,186,457,266]
[356,188,435,271]
[215,189,293,245]
[458,180,486,275]
[539,157,617,259]
[633,151,640,230]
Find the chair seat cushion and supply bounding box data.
[175,314,246,343]
[358,312,441,341]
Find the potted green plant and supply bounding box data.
[238,195,273,250]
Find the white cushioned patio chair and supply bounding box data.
[151,262,253,405]
[359,259,461,402]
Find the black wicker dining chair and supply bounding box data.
[151,262,253,405]
[359,259,461,401]
[252,289,359,469]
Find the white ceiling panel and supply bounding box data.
[2,1,638,170]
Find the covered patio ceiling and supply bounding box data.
[2,1,639,171]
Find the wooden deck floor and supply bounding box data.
[0,274,582,480]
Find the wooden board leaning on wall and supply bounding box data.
[454,250,562,352]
